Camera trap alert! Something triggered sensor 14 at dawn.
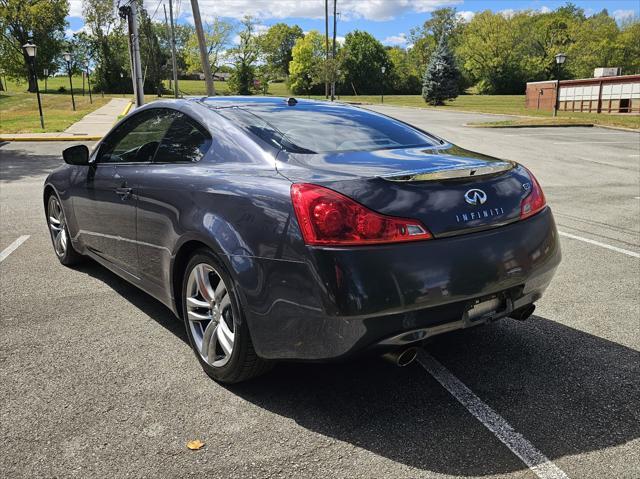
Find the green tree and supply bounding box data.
[412,7,462,46]
[288,30,325,95]
[260,23,303,78]
[341,30,391,95]
[184,17,233,77]
[422,36,459,105]
[82,0,130,93]
[387,47,420,94]
[0,0,68,91]
[615,21,640,75]
[227,16,262,95]
[407,35,436,80]
[138,5,167,95]
[456,10,527,93]
[154,22,193,77]
[567,10,622,78]
[519,9,577,81]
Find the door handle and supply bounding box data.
[115,187,133,200]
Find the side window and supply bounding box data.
[97,109,179,163]
[153,113,212,163]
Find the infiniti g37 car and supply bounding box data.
[44,97,561,383]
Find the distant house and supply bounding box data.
[213,72,231,82]
[189,72,231,81]
[526,73,640,114]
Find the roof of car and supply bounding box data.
[191,96,352,110]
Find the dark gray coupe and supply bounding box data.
[44,97,561,383]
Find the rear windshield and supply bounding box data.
[215,104,441,154]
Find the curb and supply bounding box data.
[594,124,640,133]
[0,135,103,142]
[465,122,594,129]
[120,100,134,117]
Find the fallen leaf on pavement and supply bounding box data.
[186,440,205,450]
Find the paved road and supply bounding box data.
[1,108,638,479]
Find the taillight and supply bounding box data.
[290,183,432,246]
[520,168,546,220]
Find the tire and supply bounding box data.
[46,193,84,266]
[181,249,271,383]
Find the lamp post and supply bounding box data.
[380,66,386,104]
[85,61,93,104]
[553,52,566,117]
[63,52,76,111]
[22,40,45,129]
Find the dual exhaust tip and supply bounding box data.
[382,347,419,367]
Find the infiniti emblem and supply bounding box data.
[464,188,487,205]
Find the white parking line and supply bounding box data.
[558,231,639,258]
[418,353,569,479]
[552,141,640,145]
[0,235,30,263]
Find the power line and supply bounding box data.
[150,0,164,21]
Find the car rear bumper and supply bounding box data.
[241,207,561,360]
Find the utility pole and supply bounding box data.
[130,1,144,106]
[168,0,179,98]
[120,2,144,107]
[190,0,215,96]
[324,0,329,99]
[163,5,172,91]
[331,0,337,101]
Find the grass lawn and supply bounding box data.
[1,76,131,134]
[0,92,114,133]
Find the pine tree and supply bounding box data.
[422,36,460,105]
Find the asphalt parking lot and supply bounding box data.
[1,108,639,479]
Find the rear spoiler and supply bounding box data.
[379,161,514,182]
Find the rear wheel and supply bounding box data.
[47,194,83,266]
[181,250,270,383]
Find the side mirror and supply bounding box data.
[62,145,90,165]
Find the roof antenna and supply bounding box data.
[285,97,298,106]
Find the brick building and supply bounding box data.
[525,74,640,114]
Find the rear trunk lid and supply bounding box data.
[278,144,534,238]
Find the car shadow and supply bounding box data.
[67,258,640,476]
[73,260,188,343]
[0,141,94,183]
[229,315,639,476]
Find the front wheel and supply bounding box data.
[182,250,271,383]
[47,194,83,266]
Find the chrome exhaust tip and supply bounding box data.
[510,304,535,321]
[382,347,418,367]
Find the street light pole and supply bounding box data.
[553,52,566,118]
[85,61,93,104]
[380,66,386,104]
[22,40,45,129]
[63,52,76,111]
[330,0,337,101]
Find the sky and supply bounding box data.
[66,0,640,47]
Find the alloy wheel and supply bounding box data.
[185,263,236,368]
[48,196,68,257]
